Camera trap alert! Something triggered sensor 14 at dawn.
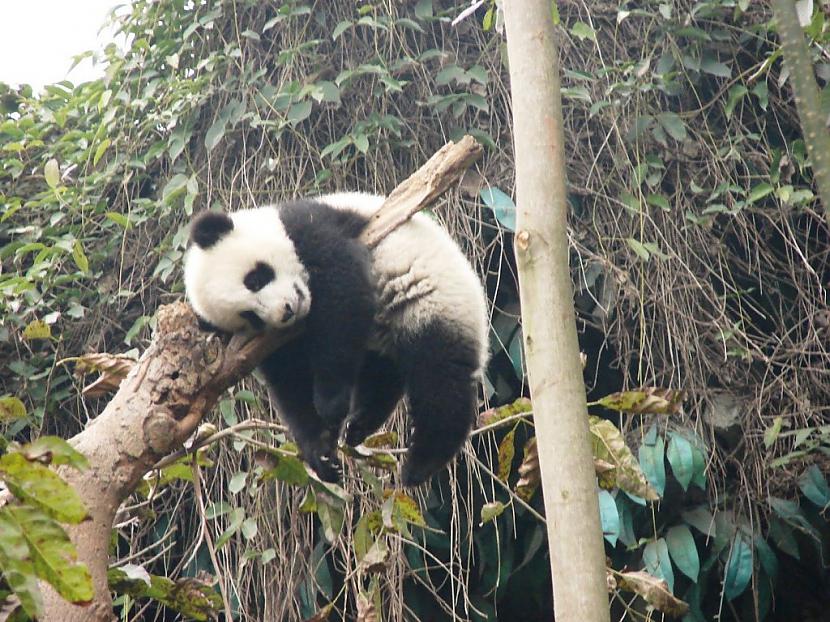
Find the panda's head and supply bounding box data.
[184,207,311,333]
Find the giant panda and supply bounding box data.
[184,192,489,487]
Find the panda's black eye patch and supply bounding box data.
[244,262,276,292]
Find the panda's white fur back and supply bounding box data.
[317,192,489,375]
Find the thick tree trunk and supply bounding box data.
[771,0,830,226]
[37,137,482,620]
[502,4,611,621]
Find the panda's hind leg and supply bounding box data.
[398,322,481,487]
[259,338,341,483]
[343,351,405,447]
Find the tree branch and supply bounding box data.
[40,136,482,621]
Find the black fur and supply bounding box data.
[191,211,234,248]
[259,200,376,481]
[213,199,480,487]
[343,319,480,486]
[243,262,275,292]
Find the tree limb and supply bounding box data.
[39,136,482,621]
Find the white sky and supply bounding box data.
[0,1,126,92]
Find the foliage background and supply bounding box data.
[1,0,829,620]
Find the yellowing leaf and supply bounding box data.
[44,159,60,188]
[4,505,93,604]
[497,429,516,481]
[22,319,51,341]
[589,417,660,501]
[480,501,505,525]
[0,396,27,422]
[72,240,89,273]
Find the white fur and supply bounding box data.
[184,207,311,332]
[318,192,490,374]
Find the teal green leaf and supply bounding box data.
[638,431,666,497]
[666,525,700,582]
[287,100,312,124]
[723,533,753,600]
[480,186,516,231]
[754,536,778,581]
[598,490,619,546]
[656,112,687,141]
[724,85,748,119]
[667,434,694,491]
[798,465,830,508]
[643,538,674,593]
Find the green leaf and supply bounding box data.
[666,525,700,582]
[480,501,505,524]
[598,490,619,546]
[682,506,715,537]
[0,453,88,523]
[352,133,369,154]
[266,455,308,486]
[228,471,247,495]
[4,505,93,603]
[763,415,783,448]
[570,21,596,42]
[161,174,189,202]
[286,100,312,124]
[723,533,753,600]
[72,239,89,273]
[747,183,773,204]
[215,508,244,549]
[204,118,227,152]
[93,138,111,166]
[0,396,27,423]
[700,56,732,78]
[754,536,778,581]
[0,508,43,617]
[482,6,494,31]
[798,465,830,508]
[105,212,130,228]
[643,538,674,593]
[626,238,651,261]
[331,20,353,41]
[656,112,687,141]
[480,186,516,231]
[666,434,694,491]
[724,85,748,119]
[44,159,60,188]
[646,194,671,211]
[638,430,666,497]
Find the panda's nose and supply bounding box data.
[282,303,295,322]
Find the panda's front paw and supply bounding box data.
[299,431,342,483]
[343,413,371,446]
[308,452,342,483]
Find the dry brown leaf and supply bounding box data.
[615,570,690,617]
[75,353,135,397]
[515,436,540,502]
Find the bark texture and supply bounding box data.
[38,137,482,620]
[772,0,830,225]
[502,4,611,621]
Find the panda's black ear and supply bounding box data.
[190,211,234,249]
